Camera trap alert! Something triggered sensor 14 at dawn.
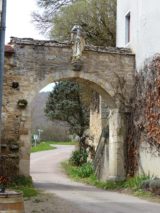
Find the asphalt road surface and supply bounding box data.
[30,145,160,213]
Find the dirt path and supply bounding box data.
[24,193,90,213]
[25,145,160,213]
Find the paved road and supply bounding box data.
[31,145,160,213]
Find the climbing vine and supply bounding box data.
[145,56,160,145]
[126,54,160,176]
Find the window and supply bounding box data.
[125,12,131,44]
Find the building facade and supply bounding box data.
[117,0,160,69]
[117,0,160,177]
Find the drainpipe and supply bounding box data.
[0,0,7,153]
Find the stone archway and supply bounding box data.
[2,37,135,180]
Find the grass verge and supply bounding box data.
[41,141,77,146]
[62,161,159,201]
[31,142,56,153]
[31,141,76,153]
[9,176,39,198]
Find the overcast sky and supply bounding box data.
[5,0,45,43]
[5,0,55,92]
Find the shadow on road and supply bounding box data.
[34,181,97,192]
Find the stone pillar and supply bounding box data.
[19,111,31,177]
[108,109,126,180]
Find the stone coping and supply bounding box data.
[7,37,134,56]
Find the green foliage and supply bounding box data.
[33,0,116,46]
[76,162,94,178]
[9,176,39,198]
[63,161,155,200]
[11,176,33,187]
[133,189,152,198]
[45,81,89,137]
[31,141,76,153]
[17,186,38,198]
[97,176,149,191]
[97,180,125,190]
[140,179,150,190]
[69,149,88,166]
[149,179,160,190]
[62,161,95,180]
[51,0,116,46]
[31,142,56,153]
[141,178,160,195]
[42,141,77,145]
[123,176,149,190]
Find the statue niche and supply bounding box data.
[71,25,85,71]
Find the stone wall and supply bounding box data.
[89,92,109,148]
[90,99,126,181]
[89,92,110,180]
[90,92,102,147]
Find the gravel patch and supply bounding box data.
[24,193,90,213]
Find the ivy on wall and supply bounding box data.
[145,56,160,145]
[126,54,160,176]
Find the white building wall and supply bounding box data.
[117,0,160,178]
[117,0,160,70]
[139,142,160,177]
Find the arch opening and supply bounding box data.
[26,77,125,181]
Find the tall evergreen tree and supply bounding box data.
[45,81,89,137]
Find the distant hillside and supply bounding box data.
[31,92,70,141]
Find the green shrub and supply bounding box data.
[100,180,125,190]
[10,176,33,187]
[141,178,160,195]
[149,179,160,195]
[9,176,39,198]
[70,149,88,166]
[124,176,149,190]
[62,161,157,199]
[140,179,150,190]
[77,162,94,178]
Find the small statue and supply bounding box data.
[71,25,85,61]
